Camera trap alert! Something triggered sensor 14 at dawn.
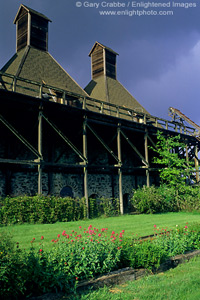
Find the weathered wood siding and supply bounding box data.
[91,44,104,79]
[16,8,28,52]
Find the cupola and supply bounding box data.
[14,4,52,52]
[89,42,118,80]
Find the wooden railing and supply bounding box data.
[0,71,197,137]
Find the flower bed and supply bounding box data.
[1,223,200,299]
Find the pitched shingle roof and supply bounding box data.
[89,42,119,56]
[1,46,88,97]
[85,75,149,115]
[14,4,52,24]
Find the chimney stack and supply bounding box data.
[14,4,51,52]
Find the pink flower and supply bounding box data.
[62,231,66,236]
[122,230,125,233]
[185,226,188,229]
[98,233,101,237]
[154,225,156,228]
[41,236,44,240]
[112,231,115,235]
[79,226,82,229]
[57,234,60,238]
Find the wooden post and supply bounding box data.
[38,110,43,194]
[117,125,123,215]
[195,145,199,183]
[83,117,89,218]
[145,129,150,187]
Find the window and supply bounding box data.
[60,186,74,198]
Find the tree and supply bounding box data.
[152,131,193,187]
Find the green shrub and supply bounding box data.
[0,232,26,299]
[131,185,200,214]
[131,185,173,214]
[89,197,120,218]
[0,196,87,225]
[0,195,120,226]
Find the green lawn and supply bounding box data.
[1,211,200,250]
[74,255,200,300]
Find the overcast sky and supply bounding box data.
[1,0,200,125]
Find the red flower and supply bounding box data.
[51,239,55,242]
[79,226,82,229]
[112,231,115,235]
[82,247,85,250]
[57,234,60,238]
[98,233,101,237]
[62,231,66,236]
[39,249,43,252]
[32,237,35,240]
[122,230,125,233]
[41,236,44,240]
[76,277,78,280]
[154,225,156,228]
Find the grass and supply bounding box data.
[72,255,200,300]
[0,211,200,250]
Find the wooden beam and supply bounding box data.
[38,110,43,194]
[120,129,148,166]
[117,125,123,215]
[144,129,150,187]
[42,113,87,163]
[83,117,89,218]
[0,113,41,159]
[195,145,199,182]
[86,123,120,163]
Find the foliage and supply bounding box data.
[152,131,194,188]
[89,197,120,218]
[0,195,120,226]
[0,226,124,299]
[1,223,200,299]
[120,223,200,271]
[131,185,175,214]
[0,232,26,299]
[131,184,200,214]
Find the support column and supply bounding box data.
[144,129,150,187]
[117,125,123,215]
[195,145,199,183]
[185,142,190,182]
[38,109,43,194]
[83,117,89,218]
